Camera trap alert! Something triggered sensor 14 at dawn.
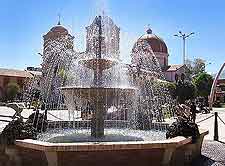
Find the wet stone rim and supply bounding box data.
[15,129,208,152]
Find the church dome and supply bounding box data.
[133,28,168,54]
[50,25,68,34]
[43,21,69,39]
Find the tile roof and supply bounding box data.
[0,68,33,78]
[27,70,42,76]
[166,64,184,72]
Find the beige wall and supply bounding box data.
[165,67,186,82]
[154,52,168,69]
[0,75,27,100]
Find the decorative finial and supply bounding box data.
[57,13,61,25]
[146,24,152,34]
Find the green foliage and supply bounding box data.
[151,79,196,104]
[164,82,176,99]
[58,67,67,86]
[193,72,213,97]
[175,80,197,104]
[6,82,20,101]
[151,80,177,99]
[185,58,206,78]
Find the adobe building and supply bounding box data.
[0,68,33,101]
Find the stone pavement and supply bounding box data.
[0,106,82,132]
[196,108,225,142]
[193,140,225,166]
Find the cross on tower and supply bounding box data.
[146,24,152,34]
[57,13,61,25]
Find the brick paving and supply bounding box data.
[196,108,225,141]
[193,140,225,166]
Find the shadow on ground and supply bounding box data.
[192,140,225,166]
[192,155,215,166]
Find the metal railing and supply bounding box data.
[0,114,28,121]
[1,109,225,142]
[196,111,225,142]
[196,114,214,124]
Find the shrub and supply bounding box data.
[6,82,20,101]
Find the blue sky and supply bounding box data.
[0,0,225,74]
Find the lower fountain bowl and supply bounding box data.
[12,129,208,166]
[37,128,166,143]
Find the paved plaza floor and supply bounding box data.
[0,106,225,165]
[196,108,225,142]
[193,140,225,166]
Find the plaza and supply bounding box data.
[0,106,224,165]
[0,1,225,166]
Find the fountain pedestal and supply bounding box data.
[61,86,136,138]
[61,15,135,138]
[91,98,105,137]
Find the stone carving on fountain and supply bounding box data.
[166,104,200,143]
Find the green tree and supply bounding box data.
[193,72,213,97]
[193,58,206,75]
[164,82,176,99]
[175,80,197,103]
[185,58,206,78]
[6,82,20,101]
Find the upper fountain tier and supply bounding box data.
[79,58,118,71]
[61,15,135,101]
[85,15,120,60]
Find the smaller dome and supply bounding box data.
[43,23,69,39]
[50,25,68,34]
[134,28,168,54]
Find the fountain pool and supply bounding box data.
[12,15,208,166]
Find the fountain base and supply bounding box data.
[13,129,208,166]
[61,86,136,138]
[91,99,105,138]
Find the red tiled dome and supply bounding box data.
[133,28,168,54]
[50,25,68,34]
[43,23,69,40]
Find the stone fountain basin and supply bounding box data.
[12,129,208,166]
[61,86,136,101]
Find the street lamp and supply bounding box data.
[38,53,43,56]
[174,31,195,65]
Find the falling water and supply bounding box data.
[24,14,175,142]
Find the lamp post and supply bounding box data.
[38,53,43,56]
[174,31,194,65]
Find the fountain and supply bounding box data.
[61,16,135,138]
[9,14,208,166]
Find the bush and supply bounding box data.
[164,82,176,99]
[6,82,20,101]
[193,72,213,97]
[152,80,176,99]
[175,80,197,104]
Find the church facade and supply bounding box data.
[41,16,185,89]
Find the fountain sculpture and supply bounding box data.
[61,15,135,138]
[6,14,208,166]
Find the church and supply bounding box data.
[0,16,186,102]
[40,16,186,88]
[39,15,184,109]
